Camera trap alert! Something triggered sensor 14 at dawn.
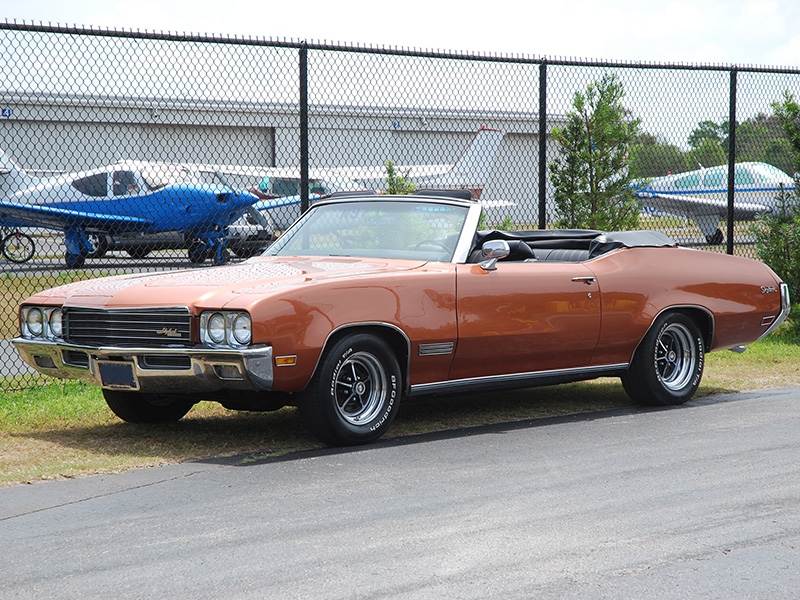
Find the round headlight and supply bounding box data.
[207,312,227,344]
[48,309,63,338]
[26,307,44,337]
[231,314,252,346]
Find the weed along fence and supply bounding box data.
[1,21,800,390]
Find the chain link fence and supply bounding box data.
[2,22,800,389]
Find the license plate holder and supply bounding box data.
[97,361,138,390]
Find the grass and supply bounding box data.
[2,326,799,487]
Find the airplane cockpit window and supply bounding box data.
[702,167,726,188]
[72,172,108,197]
[674,172,700,189]
[139,165,195,190]
[273,178,300,197]
[113,171,139,196]
[733,166,755,185]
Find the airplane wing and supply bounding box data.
[250,194,323,211]
[0,200,153,231]
[178,128,505,192]
[634,191,772,219]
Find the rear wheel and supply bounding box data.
[103,390,195,423]
[299,333,402,445]
[622,312,705,406]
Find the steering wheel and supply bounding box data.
[413,239,452,253]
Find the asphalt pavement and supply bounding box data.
[1,386,799,599]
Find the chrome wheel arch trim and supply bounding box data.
[312,321,413,393]
[629,305,716,363]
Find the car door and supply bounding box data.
[449,261,601,380]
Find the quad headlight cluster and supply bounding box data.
[200,311,252,349]
[20,306,63,341]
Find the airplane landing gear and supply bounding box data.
[705,228,724,245]
[65,252,86,268]
[187,230,230,266]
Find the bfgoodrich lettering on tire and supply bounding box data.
[622,312,705,406]
[299,333,402,446]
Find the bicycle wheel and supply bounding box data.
[2,231,35,263]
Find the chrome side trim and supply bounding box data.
[757,282,791,341]
[409,363,628,397]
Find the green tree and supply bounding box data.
[685,138,727,170]
[548,73,642,230]
[734,120,770,162]
[772,91,800,173]
[384,159,417,194]
[750,186,800,304]
[687,120,725,149]
[629,134,687,177]
[749,91,800,313]
[763,137,795,175]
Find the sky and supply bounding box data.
[2,0,800,68]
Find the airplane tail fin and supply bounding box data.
[0,148,37,198]
[422,128,504,199]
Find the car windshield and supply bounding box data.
[265,199,470,261]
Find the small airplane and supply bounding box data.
[0,128,505,267]
[0,154,260,267]
[633,162,795,244]
[211,127,507,232]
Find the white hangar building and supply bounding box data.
[0,90,562,224]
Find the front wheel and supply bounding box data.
[622,312,705,406]
[299,333,403,446]
[103,390,195,423]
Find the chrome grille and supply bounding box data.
[63,307,193,348]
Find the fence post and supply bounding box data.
[538,61,548,229]
[299,43,309,213]
[726,67,738,255]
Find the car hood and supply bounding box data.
[29,256,429,310]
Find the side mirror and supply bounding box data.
[480,240,510,271]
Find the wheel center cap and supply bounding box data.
[668,351,677,362]
[354,381,367,395]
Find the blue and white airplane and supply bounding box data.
[0,128,505,267]
[0,151,260,267]
[634,162,795,244]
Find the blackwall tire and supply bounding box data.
[299,333,402,446]
[102,390,195,423]
[622,312,705,406]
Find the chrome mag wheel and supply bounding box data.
[655,322,698,392]
[334,351,389,425]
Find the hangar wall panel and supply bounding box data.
[0,120,274,174]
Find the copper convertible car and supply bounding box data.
[13,193,791,445]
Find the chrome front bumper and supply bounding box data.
[12,338,274,394]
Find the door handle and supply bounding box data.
[571,276,596,285]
